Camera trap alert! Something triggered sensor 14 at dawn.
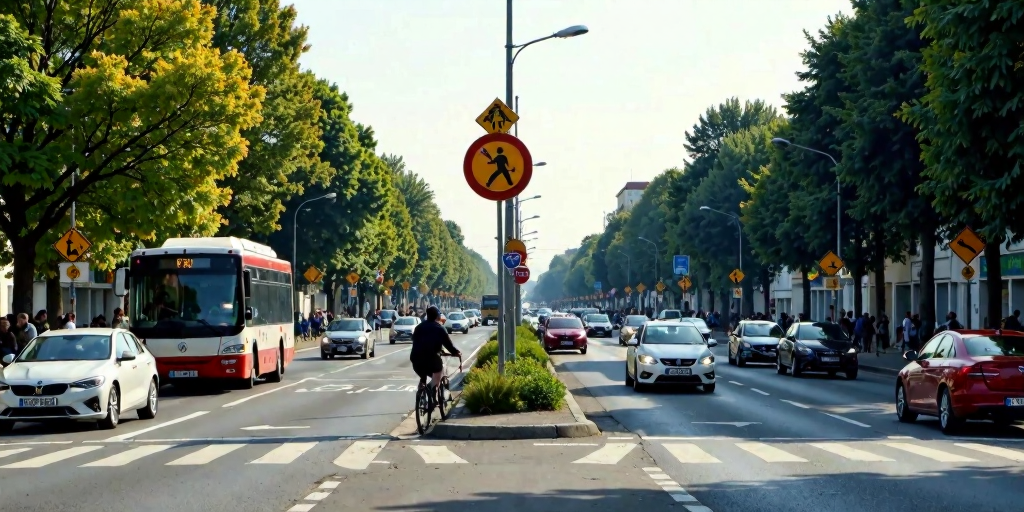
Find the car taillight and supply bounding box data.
[962,363,1000,379]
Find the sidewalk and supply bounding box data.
[857,348,910,376]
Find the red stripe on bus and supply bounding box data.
[242,253,291,272]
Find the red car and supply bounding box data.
[543,316,588,355]
[895,329,1024,434]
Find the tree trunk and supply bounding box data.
[742,277,754,316]
[707,287,714,314]
[761,268,771,316]
[324,275,336,313]
[873,233,886,322]
[984,240,1003,328]
[919,230,937,338]
[10,238,37,316]
[801,269,812,319]
[46,275,63,320]
[853,268,863,317]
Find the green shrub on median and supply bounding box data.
[461,358,566,414]
[475,326,547,369]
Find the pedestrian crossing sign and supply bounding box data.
[948,226,984,265]
[463,133,534,202]
[53,228,91,262]
[818,251,844,276]
[475,98,519,134]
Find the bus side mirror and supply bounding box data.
[243,269,252,299]
[114,268,128,297]
[245,307,254,321]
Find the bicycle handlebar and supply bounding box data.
[440,352,463,372]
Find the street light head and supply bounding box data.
[535,162,547,167]
[771,138,791,149]
[699,206,710,211]
[325,192,338,199]
[554,25,589,38]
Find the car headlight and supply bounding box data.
[321,337,330,344]
[797,345,813,354]
[638,354,657,365]
[700,355,715,365]
[0,381,9,392]
[358,336,367,343]
[70,376,106,389]
[221,344,246,354]
[741,341,751,348]
[847,347,857,354]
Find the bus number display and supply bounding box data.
[177,258,193,269]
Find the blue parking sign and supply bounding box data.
[594,281,602,291]
[673,255,690,276]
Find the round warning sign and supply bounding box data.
[504,238,527,265]
[463,133,533,201]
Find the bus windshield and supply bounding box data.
[128,255,243,338]
[481,296,499,308]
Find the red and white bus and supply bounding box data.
[114,237,295,389]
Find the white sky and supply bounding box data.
[291,0,851,277]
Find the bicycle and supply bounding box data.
[415,352,462,435]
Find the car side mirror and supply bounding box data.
[244,307,254,321]
[903,350,918,362]
[1,354,14,365]
[366,328,372,333]
[707,339,718,347]
[119,351,136,361]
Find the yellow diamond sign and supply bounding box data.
[636,283,647,293]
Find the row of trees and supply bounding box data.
[0,0,495,316]
[530,0,1023,334]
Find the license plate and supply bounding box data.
[821,357,839,363]
[666,368,691,376]
[336,346,349,353]
[560,340,575,346]
[19,397,57,407]
[1006,398,1024,407]
[169,370,198,378]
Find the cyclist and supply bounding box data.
[410,306,461,392]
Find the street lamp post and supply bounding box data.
[618,250,631,309]
[700,206,742,315]
[772,138,841,319]
[501,2,588,372]
[293,192,337,309]
[513,193,541,329]
[638,237,659,313]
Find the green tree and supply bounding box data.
[900,0,1024,328]
[0,1,263,315]
[530,255,571,303]
[204,0,326,237]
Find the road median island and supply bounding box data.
[429,324,600,440]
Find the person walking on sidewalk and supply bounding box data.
[900,311,913,352]
[1002,310,1022,330]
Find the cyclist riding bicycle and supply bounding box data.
[410,306,461,391]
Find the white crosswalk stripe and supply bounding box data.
[250,442,318,465]
[808,443,895,462]
[572,443,637,464]
[0,448,32,459]
[737,442,808,463]
[80,445,174,467]
[880,442,978,463]
[166,444,246,466]
[411,445,467,464]
[1,446,104,468]
[335,440,388,469]
[661,443,721,464]
[953,443,1024,462]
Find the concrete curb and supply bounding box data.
[427,360,601,440]
[857,363,900,376]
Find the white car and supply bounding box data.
[446,312,470,334]
[389,316,421,344]
[584,313,614,338]
[625,321,717,393]
[463,310,480,327]
[321,318,376,359]
[0,328,159,430]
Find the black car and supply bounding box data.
[728,320,784,366]
[776,321,858,379]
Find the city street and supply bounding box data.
[0,327,494,512]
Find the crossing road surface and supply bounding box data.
[0,326,494,512]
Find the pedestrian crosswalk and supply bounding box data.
[0,437,1019,471]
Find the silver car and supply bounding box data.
[321,318,376,360]
[625,321,718,392]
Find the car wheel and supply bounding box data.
[463,328,469,334]
[321,350,328,360]
[939,387,963,434]
[580,346,587,355]
[625,364,634,386]
[632,359,644,392]
[845,368,858,380]
[99,385,120,430]
[736,351,746,368]
[390,339,396,345]
[895,382,917,423]
[136,379,159,420]
[702,383,716,393]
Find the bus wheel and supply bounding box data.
[242,346,257,389]
[267,345,283,383]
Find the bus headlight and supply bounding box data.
[220,344,245,354]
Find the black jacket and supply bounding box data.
[410,321,459,362]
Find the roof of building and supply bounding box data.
[616,182,649,198]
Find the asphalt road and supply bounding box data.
[0,325,494,512]
[548,332,1024,512]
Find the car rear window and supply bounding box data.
[548,318,583,329]
[744,323,783,337]
[661,310,681,319]
[963,335,1024,357]
[625,315,648,326]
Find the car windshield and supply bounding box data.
[18,334,112,362]
[586,314,609,323]
[661,310,682,319]
[394,317,416,326]
[679,318,710,330]
[464,311,477,317]
[327,319,364,331]
[800,323,851,341]
[548,318,583,329]
[448,313,466,320]
[744,323,784,337]
[538,308,552,316]
[380,311,396,319]
[625,315,648,327]
[643,325,705,345]
[963,335,1024,357]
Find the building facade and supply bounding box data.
[616,182,649,212]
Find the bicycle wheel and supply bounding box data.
[414,385,431,435]
[438,376,450,420]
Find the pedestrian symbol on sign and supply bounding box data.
[482,147,515,188]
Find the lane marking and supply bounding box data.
[880,442,978,462]
[662,443,722,464]
[750,388,770,396]
[288,505,316,512]
[411,445,467,464]
[0,448,31,459]
[104,411,210,441]
[0,441,73,446]
[81,444,175,467]
[572,443,637,465]
[822,412,870,428]
[954,443,1024,462]
[728,381,744,386]
[650,473,673,480]
[334,440,388,469]
[641,465,715,511]
[319,481,341,489]
[304,492,331,501]
[642,466,662,473]
[88,434,384,444]
[736,442,807,462]
[808,443,894,462]
[2,445,103,468]
[250,442,318,464]
[672,494,699,503]
[222,378,314,408]
[780,399,810,409]
[166,443,246,465]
